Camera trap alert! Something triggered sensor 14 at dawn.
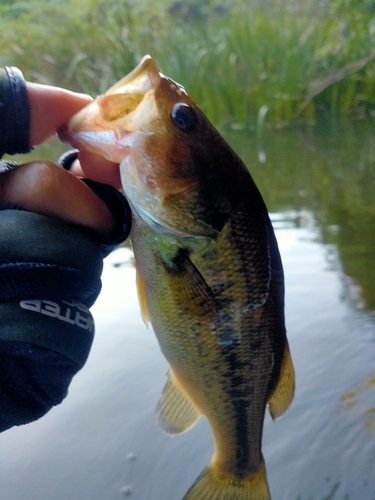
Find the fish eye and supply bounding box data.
[170,103,198,132]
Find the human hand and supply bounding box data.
[0,79,131,433]
[0,160,116,236]
[27,83,122,189]
[26,82,93,146]
[0,82,124,234]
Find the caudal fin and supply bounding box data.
[182,460,271,500]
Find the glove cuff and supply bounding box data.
[0,67,31,156]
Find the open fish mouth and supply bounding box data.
[58,56,162,162]
[104,55,161,98]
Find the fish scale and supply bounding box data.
[131,211,277,480]
[60,55,295,500]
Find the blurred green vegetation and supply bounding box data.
[2,0,374,310]
[1,0,375,126]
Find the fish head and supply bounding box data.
[60,55,234,237]
[60,56,164,163]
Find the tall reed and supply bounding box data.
[0,0,374,126]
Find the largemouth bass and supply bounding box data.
[60,55,295,500]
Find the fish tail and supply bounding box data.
[182,460,271,500]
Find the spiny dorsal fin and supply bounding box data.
[136,266,150,327]
[156,368,201,435]
[268,342,295,420]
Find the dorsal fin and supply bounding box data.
[156,368,201,435]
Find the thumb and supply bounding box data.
[27,83,93,146]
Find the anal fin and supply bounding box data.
[156,368,201,435]
[268,342,295,420]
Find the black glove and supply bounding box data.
[0,161,131,432]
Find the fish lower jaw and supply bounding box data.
[64,130,138,164]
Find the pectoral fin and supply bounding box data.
[136,266,150,327]
[268,343,295,420]
[156,368,201,435]
[162,247,218,321]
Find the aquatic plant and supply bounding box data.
[0,0,374,126]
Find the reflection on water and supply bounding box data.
[264,214,375,499]
[339,373,375,434]
[1,118,375,499]
[223,116,375,312]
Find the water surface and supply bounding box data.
[1,117,375,500]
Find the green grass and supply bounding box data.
[0,0,375,127]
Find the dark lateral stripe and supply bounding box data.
[221,348,251,475]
